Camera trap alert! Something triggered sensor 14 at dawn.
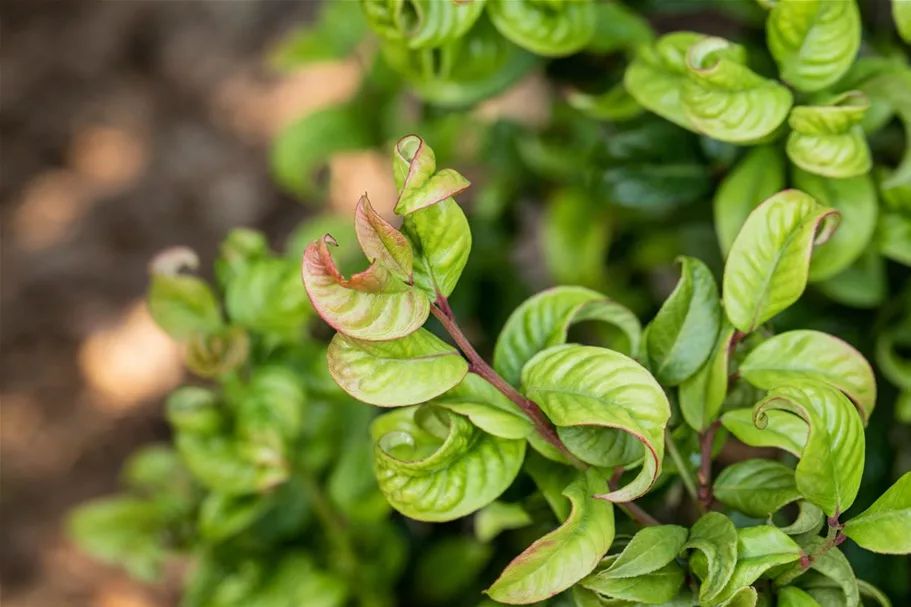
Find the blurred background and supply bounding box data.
[0,2,368,604]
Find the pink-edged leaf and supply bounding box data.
[393,135,470,216]
[354,194,413,282]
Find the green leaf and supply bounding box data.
[362,0,486,49]
[714,146,787,257]
[588,1,654,54]
[842,471,911,554]
[355,194,414,282]
[787,93,872,179]
[599,525,689,579]
[147,262,222,340]
[722,189,840,332]
[876,320,911,391]
[679,321,736,432]
[475,501,533,542]
[790,169,878,281]
[877,210,911,266]
[235,366,306,453]
[625,32,704,129]
[766,0,861,92]
[718,586,759,607]
[857,580,893,607]
[754,380,865,516]
[721,408,808,458]
[646,256,722,386]
[121,445,186,492]
[198,493,268,542]
[164,387,224,435]
[682,512,738,603]
[777,586,823,607]
[566,83,644,123]
[371,406,525,522]
[816,247,887,309]
[682,37,793,143]
[174,434,287,495]
[185,325,250,378]
[581,561,685,604]
[542,188,611,289]
[487,0,596,57]
[413,537,492,604]
[739,330,877,424]
[270,103,369,199]
[402,198,472,298]
[524,451,573,521]
[302,235,430,341]
[215,228,270,290]
[392,135,470,216]
[494,286,642,388]
[896,0,911,43]
[791,539,859,607]
[327,329,468,407]
[718,526,802,600]
[857,67,911,188]
[226,258,312,340]
[268,0,367,69]
[773,500,826,537]
[432,373,533,440]
[521,344,670,501]
[714,460,801,518]
[486,469,615,604]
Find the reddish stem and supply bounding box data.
[697,421,721,512]
[610,467,661,526]
[430,297,586,469]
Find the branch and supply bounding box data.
[697,421,721,512]
[430,296,586,470]
[664,428,699,505]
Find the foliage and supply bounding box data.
[70,1,911,606]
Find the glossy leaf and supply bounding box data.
[719,526,802,600]
[787,93,872,179]
[521,345,670,501]
[487,0,596,57]
[754,380,865,516]
[354,195,413,282]
[598,525,689,579]
[766,0,861,92]
[721,408,808,458]
[475,502,533,543]
[682,512,738,603]
[774,500,826,537]
[328,329,468,407]
[842,471,911,554]
[682,37,793,143]
[582,561,685,604]
[625,32,704,129]
[432,373,533,440]
[740,330,877,424]
[392,135,470,216]
[362,0,485,49]
[403,199,472,298]
[495,287,642,388]
[777,586,823,607]
[714,460,801,518]
[371,406,525,522]
[646,256,722,386]
[302,235,430,341]
[714,146,787,257]
[722,190,840,332]
[486,469,614,604]
[679,321,736,432]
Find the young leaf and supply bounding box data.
[682,512,738,603]
[371,406,525,522]
[714,460,801,518]
[598,525,689,579]
[792,169,878,282]
[486,0,596,57]
[842,471,911,554]
[718,526,802,600]
[494,286,641,388]
[777,586,823,607]
[714,146,787,257]
[521,344,671,501]
[721,408,808,457]
[581,561,685,604]
[787,93,873,179]
[722,190,840,333]
[362,0,485,49]
[739,330,877,424]
[682,37,793,143]
[486,469,614,604]
[625,32,704,129]
[392,135,470,216]
[432,373,534,440]
[147,254,222,340]
[475,502,533,543]
[327,329,468,407]
[354,195,414,282]
[302,235,430,341]
[646,256,722,386]
[766,0,861,92]
[774,500,826,537]
[754,380,865,517]
[679,322,736,432]
[402,198,472,297]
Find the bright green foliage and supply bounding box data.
[722,408,808,458]
[679,321,735,432]
[625,32,703,129]
[475,501,533,542]
[683,512,739,603]
[362,0,485,49]
[486,0,595,57]
[843,472,911,554]
[787,93,872,178]
[593,525,688,579]
[714,460,801,518]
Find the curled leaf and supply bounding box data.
[431,373,533,440]
[487,0,596,57]
[402,198,471,297]
[739,330,877,424]
[625,32,703,128]
[722,190,840,333]
[486,469,614,604]
[372,406,525,522]
[717,526,802,602]
[682,512,738,603]
[302,235,429,341]
[787,93,873,179]
[362,0,485,49]
[185,326,250,379]
[766,0,861,92]
[393,135,470,216]
[521,344,670,502]
[754,380,865,516]
[354,195,413,282]
[328,329,468,407]
[721,408,808,458]
[682,37,793,143]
